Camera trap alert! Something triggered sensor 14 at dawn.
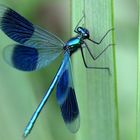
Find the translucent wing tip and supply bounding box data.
[65,114,80,133]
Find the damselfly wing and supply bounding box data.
[56,56,80,133]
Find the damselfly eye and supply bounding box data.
[83,31,89,39]
[77,27,90,39]
[84,33,88,36]
[77,27,83,32]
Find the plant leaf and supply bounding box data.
[72,0,119,140]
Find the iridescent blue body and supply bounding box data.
[0,4,112,138]
[65,37,81,47]
[64,36,81,54]
[64,26,90,54]
[0,5,88,137]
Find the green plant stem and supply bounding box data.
[71,0,119,140]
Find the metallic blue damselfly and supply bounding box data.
[0,5,113,138]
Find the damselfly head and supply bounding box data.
[77,27,90,39]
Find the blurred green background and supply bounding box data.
[115,0,138,140]
[0,0,138,140]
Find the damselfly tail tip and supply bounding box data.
[22,130,29,139]
[22,134,27,140]
[22,134,26,140]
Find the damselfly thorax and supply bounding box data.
[64,27,90,54]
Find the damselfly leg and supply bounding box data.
[80,47,109,71]
[88,28,114,45]
[83,42,114,60]
[81,42,114,74]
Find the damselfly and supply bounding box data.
[0,5,113,138]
